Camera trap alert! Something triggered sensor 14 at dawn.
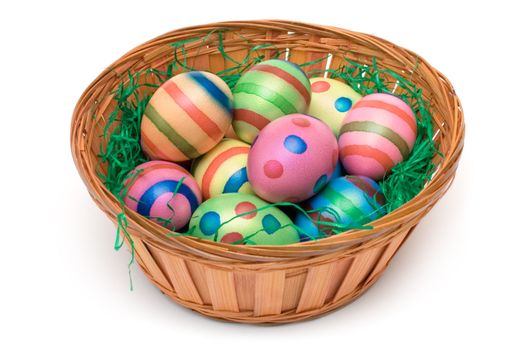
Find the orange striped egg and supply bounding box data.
[141,71,233,162]
[191,139,254,200]
[232,59,311,144]
[339,93,417,180]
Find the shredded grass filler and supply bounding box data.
[96,31,438,273]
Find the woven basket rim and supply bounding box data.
[71,20,464,261]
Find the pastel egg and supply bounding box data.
[307,77,362,135]
[247,114,338,203]
[123,160,202,230]
[141,71,233,162]
[191,138,254,200]
[189,193,300,245]
[339,93,417,180]
[232,59,311,144]
[295,175,386,241]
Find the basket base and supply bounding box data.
[130,225,414,324]
[145,266,387,324]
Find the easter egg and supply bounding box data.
[191,138,254,199]
[339,93,417,180]
[189,193,300,245]
[232,59,311,144]
[295,175,386,241]
[307,77,362,135]
[141,71,233,162]
[247,114,338,203]
[123,160,202,230]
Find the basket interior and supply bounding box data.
[74,22,461,256]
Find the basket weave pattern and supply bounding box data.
[71,20,464,324]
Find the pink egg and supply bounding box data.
[247,114,338,203]
[338,93,417,180]
[123,160,202,230]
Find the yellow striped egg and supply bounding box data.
[307,77,362,135]
[141,71,233,162]
[191,139,254,200]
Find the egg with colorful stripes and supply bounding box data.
[141,71,233,162]
[294,175,386,241]
[232,59,311,144]
[123,160,202,231]
[191,138,254,200]
[189,193,300,245]
[339,93,417,180]
[247,114,338,203]
[307,77,362,135]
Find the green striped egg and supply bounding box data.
[232,59,311,144]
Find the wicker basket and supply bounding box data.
[71,20,464,324]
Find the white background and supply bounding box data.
[1,0,523,349]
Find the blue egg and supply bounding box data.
[295,175,386,241]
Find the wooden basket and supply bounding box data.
[71,20,464,324]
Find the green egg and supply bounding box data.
[188,193,300,245]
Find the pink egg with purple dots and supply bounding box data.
[123,160,202,230]
[247,114,338,203]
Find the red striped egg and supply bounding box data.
[123,160,202,230]
[338,93,417,180]
[141,71,233,162]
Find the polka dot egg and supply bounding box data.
[189,193,300,245]
[123,160,202,231]
[247,114,338,203]
[307,77,362,135]
[232,59,311,144]
[295,175,386,241]
[339,93,417,180]
[191,138,254,200]
[141,71,233,162]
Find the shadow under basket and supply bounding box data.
[71,20,464,324]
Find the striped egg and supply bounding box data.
[191,138,254,200]
[307,77,362,135]
[247,114,338,203]
[232,59,311,144]
[141,71,233,162]
[294,175,386,241]
[123,160,202,231]
[339,93,417,180]
[189,193,300,245]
